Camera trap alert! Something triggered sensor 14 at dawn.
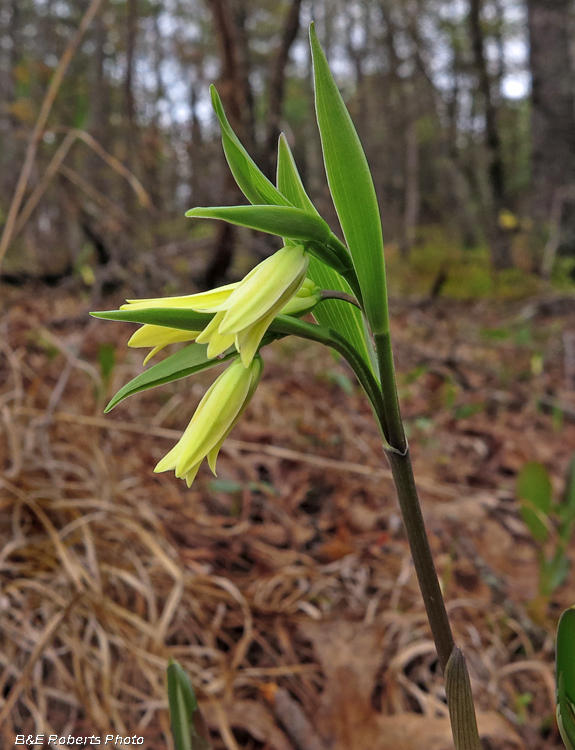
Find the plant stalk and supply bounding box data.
[386,449,455,671]
[374,330,455,672]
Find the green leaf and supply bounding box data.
[277,134,318,216]
[309,23,388,335]
[185,205,331,245]
[548,553,571,593]
[276,134,375,372]
[517,461,552,543]
[210,85,289,207]
[559,454,575,543]
[167,659,211,750]
[91,308,213,331]
[104,343,235,412]
[557,608,575,750]
[97,343,116,384]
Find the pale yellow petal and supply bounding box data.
[217,246,308,334]
[122,282,238,311]
[195,311,224,344]
[235,311,275,367]
[196,312,235,358]
[182,462,202,488]
[175,361,253,476]
[128,324,198,349]
[154,442,183,473]
[143,346,163,365]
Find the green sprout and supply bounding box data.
[516,455,575,618]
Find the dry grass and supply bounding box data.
[1,285,575,748]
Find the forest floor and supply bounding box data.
[2,282,575,749]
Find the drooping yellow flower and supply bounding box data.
[196,244,310,365]
[155,356,263,487]
[121,249,317,366]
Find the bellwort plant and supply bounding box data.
[93,25,483,749]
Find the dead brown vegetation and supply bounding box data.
[1,286,575,749]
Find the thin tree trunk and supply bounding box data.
[206,0,256,288]
[263,0,303,178]
[468,0,513,269]
[401,116,420,257]
[124,0,138,212]
[88,9,108,194]
[527,0,575,261]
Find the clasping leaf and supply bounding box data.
[309,23,388,335]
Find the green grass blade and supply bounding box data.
[167,660,211,750]
[210,85,289,207]
[276,133,375,371]
[91,308,213,331]
[557,608,575,750]
[517,462,552,543]
[186,205,331,244]
[309,23,388,335]
[104,343,235,412]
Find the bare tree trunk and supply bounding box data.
[124,0,138,212]
[468,0,513,269]
[527,0,575,260]
[88,9,108,193]
[263,0,303,178]
[206,0,255,288]
[401,117,420,257]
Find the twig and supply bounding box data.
[12,132,77,237]
[0,0,106,271]
[12,130,146,239]
[57,128,153,210]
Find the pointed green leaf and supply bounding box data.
[91,308,213,331]
[277,134,318,216]
[104,343,236,412]
[185,205,331,244]
[167,659,211,750]
[557,608,575,750]
[210,85,289,207]
[309,23,388,335]
[276,134,375,372]
[517,462,552,543]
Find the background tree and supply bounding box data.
[0,0,573,286]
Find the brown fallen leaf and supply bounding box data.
[299,620,524,750]
[201,699,294,750]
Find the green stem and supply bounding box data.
[373,329,455,671]
[386,449,455,671]
[270,316,390,449]
[319,289,361,309]
[273,314,457,677]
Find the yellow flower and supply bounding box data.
[155,357,263,487]
[196,245,310,365]
[121,249,317,366]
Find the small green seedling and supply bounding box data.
[167,659,211,750]
[517,456,575,610]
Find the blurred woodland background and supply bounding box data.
[3,1,575,749]
[0,0,575,291]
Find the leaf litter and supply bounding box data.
[1,285,575,748]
